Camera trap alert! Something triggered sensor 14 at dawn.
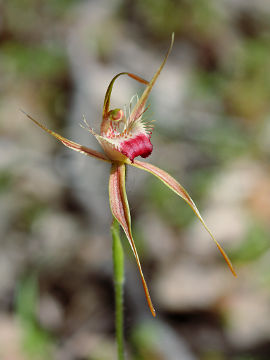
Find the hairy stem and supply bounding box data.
[111,218,125,360]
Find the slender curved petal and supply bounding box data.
[131,159,237,277]
[109,162,156,317]
[129,33,174,125]
[21,110,110,162]
[101,72,149,134]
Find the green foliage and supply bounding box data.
[223,38,270,122]
[231,221,270,264]
[199,117,251,160]
[188,168,215,200]
[16,275,38,325]
[131,321,159,360]
[16,274,54,359]
[201,350,226,360]
[0,171,13,193]
[189,72,252,160]
[147,176,194,229]
[191,70,224,99]
[1,42,67,80]
[5,0,76,34]
[232,356,259,360]
[20,201,47,232]
[136,0,225,39]
[43,0,78,15]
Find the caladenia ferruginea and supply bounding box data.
[22,34,236,318]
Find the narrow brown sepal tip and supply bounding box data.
[19,109,28,116]
[226,259,237,278]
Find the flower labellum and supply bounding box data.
[120,133,153,162]
[22,33,236,318]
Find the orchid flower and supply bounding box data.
[22,34,236,317]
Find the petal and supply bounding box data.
[101,72,149,134]
[109,162,156,317]
[131,159,237,277]
[129,33,174,124]
[21,110,110,162]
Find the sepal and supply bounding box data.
[131,159,237,277]
[109,162,156,316]
[21,110,110,162]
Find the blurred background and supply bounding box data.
[1,0,270,359]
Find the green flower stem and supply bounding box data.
[111,218,125,360]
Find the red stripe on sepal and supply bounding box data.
[109,162,156,316]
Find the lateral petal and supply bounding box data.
[131,160,237,277]
[101,72,149,134]
[21,111,110,162]
[129,33,174,125]
[109,162,156,317]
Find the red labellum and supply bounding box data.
[120,133,153,162]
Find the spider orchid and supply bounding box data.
[22,34,236,317]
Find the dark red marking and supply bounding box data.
[120,134,153,162]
